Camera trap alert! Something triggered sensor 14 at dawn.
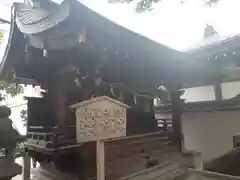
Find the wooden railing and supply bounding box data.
[26,125,79,152]
[119,161,186,180]
[81,132,188,180]
[157,119,173,132]
[25,126,187,180]
[25,119,166,153]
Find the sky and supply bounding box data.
[80,0,240,50]
[1,0,240,50]
[1,0,240,133]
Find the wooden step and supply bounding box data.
[105,139,173,161]
[118,161,185,180]
[106,151,183,180]
[104,133,180,180]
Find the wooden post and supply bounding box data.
[22,152,31,180]
[96,139,105,180]
[70,96,129,180]
[170,89,182,149]
[214,82,222,101]
[194,152,204,170]
[24,0,29,4]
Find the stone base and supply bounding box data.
[0,162,22,179]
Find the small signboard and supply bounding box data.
[70,96,130,143]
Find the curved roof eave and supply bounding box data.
[72,0,182,62]
[185,34,240,60]
[0,10,15,80]
[15,0,70,35]
[0,3,25,81]
[14,0,182,63]
[2,0,224,88]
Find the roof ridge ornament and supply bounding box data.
[15,0,70,34]
[204,24,218,39]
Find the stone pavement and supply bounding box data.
[13,174,23,180]
[12,158,34,180]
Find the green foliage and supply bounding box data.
[0,81,25,157]
[0,81,23,101]
[15,142,25,155]
[20,109,27,127]
[108,0,161,12]
[15,129,25,156]
[206,0,221,7]
[108,0,221,12]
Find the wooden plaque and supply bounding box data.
[70,96,130,143]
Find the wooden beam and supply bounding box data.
[169,86,182,150]
[22,152,31,180]
[214,82,222,101]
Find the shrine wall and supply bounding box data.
[179,81,240,163]
[181,81,240,102]
[181,85,215,102]
[221,81,240,99]
[181,111,240,162]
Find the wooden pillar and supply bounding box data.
[22,152,31,180]
[96,140,105,180]
[170,89,182,149]
[214,82,222,101]
[53,78,67,126]
[194,152,204,170]
[24,0,30,4]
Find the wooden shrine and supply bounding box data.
[2,0,240,180]
[0,0,193,179]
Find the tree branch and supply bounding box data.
[108,0,222,12]
[0,18,10,24]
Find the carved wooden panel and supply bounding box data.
[71,96,129,142]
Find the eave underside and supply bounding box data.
[2,0,240,91]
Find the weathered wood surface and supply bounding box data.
[27,132,190,180]
[81,132,189,180]
[118,161,186,180]
[187,169,240,180]
[118,167,240,180]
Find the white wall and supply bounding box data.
[157,81,240,104]
[182,81,240,102]
[182,111,240,162]
[221,81,240,99]
[181,85,215,103]
[6,85,41,135]
[179,81,240,162]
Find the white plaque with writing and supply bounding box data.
[70,96,130,142]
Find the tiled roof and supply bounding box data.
[185,34,240,53]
